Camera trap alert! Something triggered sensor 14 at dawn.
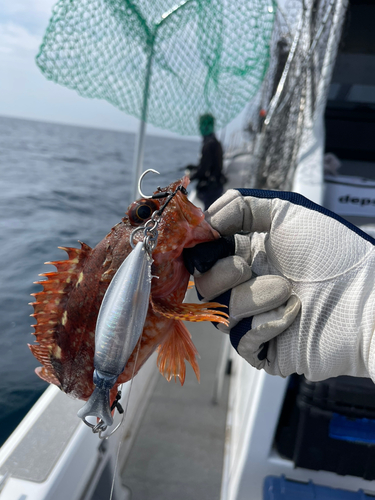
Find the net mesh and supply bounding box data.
[36,0,276,136]
[238,0,348,191]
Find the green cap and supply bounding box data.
[199,113,215,136]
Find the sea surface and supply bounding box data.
[0,115,199,446]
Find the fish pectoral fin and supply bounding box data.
[157,320,200,385]
[151,299,229,326]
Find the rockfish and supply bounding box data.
[29,177,228,402]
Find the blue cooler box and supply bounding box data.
[275,376,375,479]
[264,476,375,499]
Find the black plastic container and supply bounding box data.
[275,375,375,479]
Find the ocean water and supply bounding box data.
[0,115,199,446]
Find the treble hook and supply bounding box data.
[138,169,160,198]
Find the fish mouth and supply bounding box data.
[150,179,220,297]
[176,177,219,246]
[152,181,219,265]
[183,218,219,248]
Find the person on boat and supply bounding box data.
[185,113,227,210]
[183,189,375,383]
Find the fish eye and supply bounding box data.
[127,199,159,226]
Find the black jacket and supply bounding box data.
[189,134,226,191]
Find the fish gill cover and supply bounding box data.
[35,0,276,136]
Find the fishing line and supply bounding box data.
[107,332,144,500]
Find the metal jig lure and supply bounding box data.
[77,170,187,435]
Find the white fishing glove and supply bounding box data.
[184,189,375,382]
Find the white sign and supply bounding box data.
[324,175,375,217]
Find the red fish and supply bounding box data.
[29,177,228,401]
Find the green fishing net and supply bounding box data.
[36,0,276,136]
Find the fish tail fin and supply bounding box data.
[157,320,200,386]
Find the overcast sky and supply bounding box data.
[0,0,247,140]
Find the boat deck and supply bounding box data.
[120,288,230,500]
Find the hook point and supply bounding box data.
[138,169,160,198]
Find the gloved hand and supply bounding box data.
[184,189,375,382]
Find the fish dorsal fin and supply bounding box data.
[29,241,92,349]
[157,320,200,385]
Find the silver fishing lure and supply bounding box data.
[77,170,161,432]
[77,170,185,434]
[77,240,153,429]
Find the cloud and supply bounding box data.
[1,0,55,17]
[0,22,41,58]
[0,0,55,60]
